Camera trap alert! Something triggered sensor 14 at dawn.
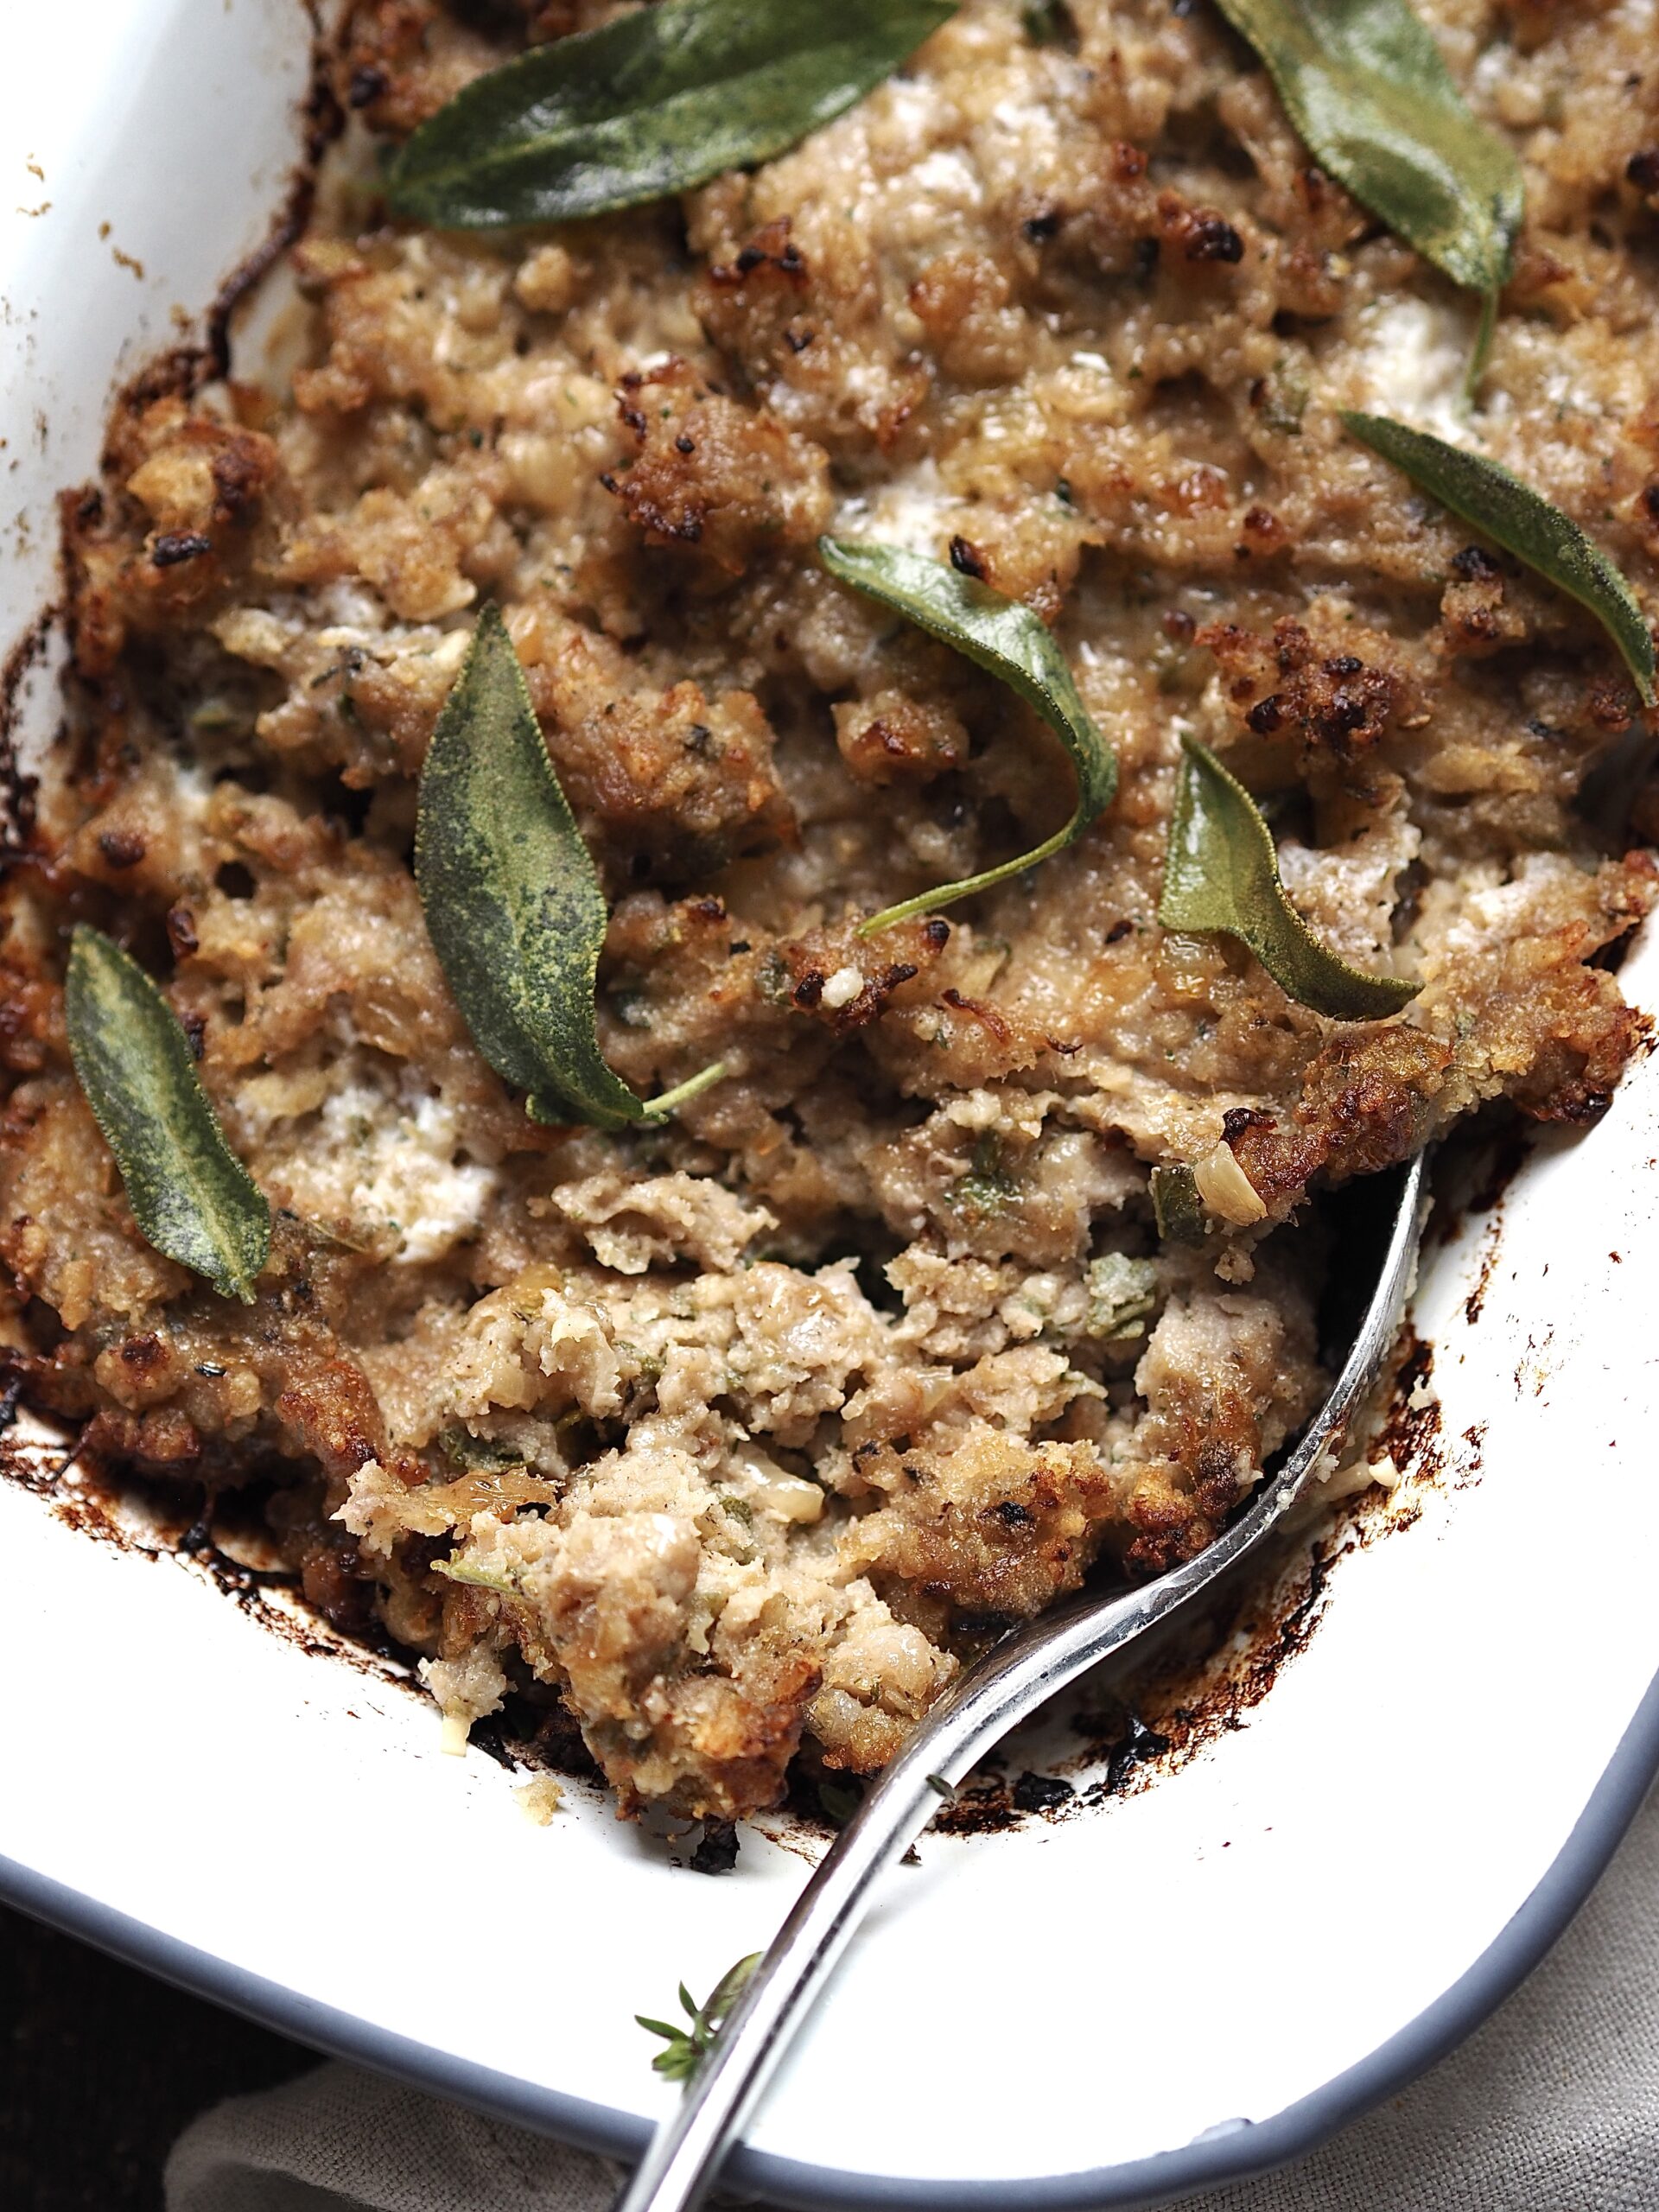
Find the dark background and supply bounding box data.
[3,1901,315,2210]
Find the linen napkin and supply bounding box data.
[166,1781,1659,2212]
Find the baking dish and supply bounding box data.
[4,4,1659,2202]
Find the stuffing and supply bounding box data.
[3,0,1655,1821]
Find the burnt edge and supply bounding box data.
[0,609,49,857]
[0,10,1567,1865]
[102,2,343,417]
[913,1325,1450,1844]
[205,3,344,388]
[0,4,345,864]
[0,1428,416,1684]
[0,1308,1450,1858]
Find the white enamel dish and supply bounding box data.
[5,5,1659,2203]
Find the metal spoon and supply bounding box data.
[613,1149,1430,2212]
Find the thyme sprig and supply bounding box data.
[637,1955,763,2085]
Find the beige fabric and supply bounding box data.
[166,1786,1659,2212]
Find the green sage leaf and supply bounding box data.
[1211,0,1522,321]
[416,606,724,1131]
[1159,736,1421,1020]
[385,0,956,229]
[64,925,270,1303]
[817,537,1117,934]
[1344,411,1657,706]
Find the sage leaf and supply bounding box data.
[64,925,270,1303]
[415,605,725,1131]
[1211,0,1522,322]
[817,537,1117,934]
[385,0,956,229]
[1344,411,1657,706]
[1159,736,1421,1020]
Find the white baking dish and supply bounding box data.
[4,4,1659,2202]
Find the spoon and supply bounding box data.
[613,1148,1430,2212]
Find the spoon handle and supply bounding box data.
[613,1151,1428,2212]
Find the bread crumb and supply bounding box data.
[515,1775,565,1824]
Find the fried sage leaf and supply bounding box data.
[65,925,270,1302]
[1160,736,1420,1020]
[1211,0,1522,319]
[415,605,725,1130]
[1344,411,1657,706]
[385,0,955,229]
[817,537,1117,934]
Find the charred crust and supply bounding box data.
[1451,544,1503,582]
[95,828,145,868]
[1221,1105,1273,1146]
[1012,1769,1074,1811]
[149,531,214,569]
[708,220,809,291]
[1203,616,1406,766]
[949,535,988,580]
[688,1820,740,1874]
[347,61,389,107]
[1182,212,1245,264]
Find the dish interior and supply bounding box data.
[3,0,1659,2193]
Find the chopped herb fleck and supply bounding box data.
[1150,1163,1207,1244]
[949,1133,1019,1219]
[438,1427,529,1474]
[1084,1252,1160,1340]
[433,1555,522,1597]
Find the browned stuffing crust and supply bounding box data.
[2,0,1656,1820]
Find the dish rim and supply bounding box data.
[5,1661,1655,2209]
[6,6,1658,2197]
